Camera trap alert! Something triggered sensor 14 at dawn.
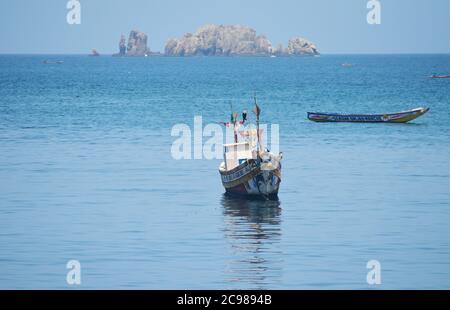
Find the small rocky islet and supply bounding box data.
[112,24,319,57]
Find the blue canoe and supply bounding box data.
[307,107,429,123]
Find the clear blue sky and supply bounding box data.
[0,0,449,54]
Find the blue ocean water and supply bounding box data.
[0,54,449,289]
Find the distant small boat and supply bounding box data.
[43,60,64,64]
[341,63,353,67]
[307,107,430,123]
[431,74,450,79]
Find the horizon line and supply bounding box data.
[1,52,450,56]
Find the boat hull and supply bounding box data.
[307,107,429,123]
[219,159,281,199]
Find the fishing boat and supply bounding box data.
[218,98,282,200]
[43,60,64,64]
[307,107,429,123]
[431,74,450,79]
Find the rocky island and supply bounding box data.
[112,25,319,57]
[113,30,152,56]
[165,24,319,57]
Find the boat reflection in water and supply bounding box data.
[221,194,283,289]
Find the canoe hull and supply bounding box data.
[219,159,281,199]
[307,107,429,123]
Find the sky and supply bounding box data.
[0,0,449,54]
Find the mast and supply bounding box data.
[254,94,260,157]
[229,102,238,143]
[233,112,238,143]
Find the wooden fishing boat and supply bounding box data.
[219,143,282,199]
[43,60,64,64]
[431,74,450,79]
[219,98,282,199]
[307,107,429,123]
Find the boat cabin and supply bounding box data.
[223,142,255,171]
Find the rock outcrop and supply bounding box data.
[286,37,319,56]
[119,35,127,56]
[113,31,151,56]
[165,24,319,56]
[165,24,273,56]
[126,30,150,56]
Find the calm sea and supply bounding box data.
[0,54,449,289]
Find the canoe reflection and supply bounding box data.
[221,194,282,289]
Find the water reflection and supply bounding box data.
[221,194,283,289]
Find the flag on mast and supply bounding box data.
[253,102,261,118]
[232,112,238,123]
